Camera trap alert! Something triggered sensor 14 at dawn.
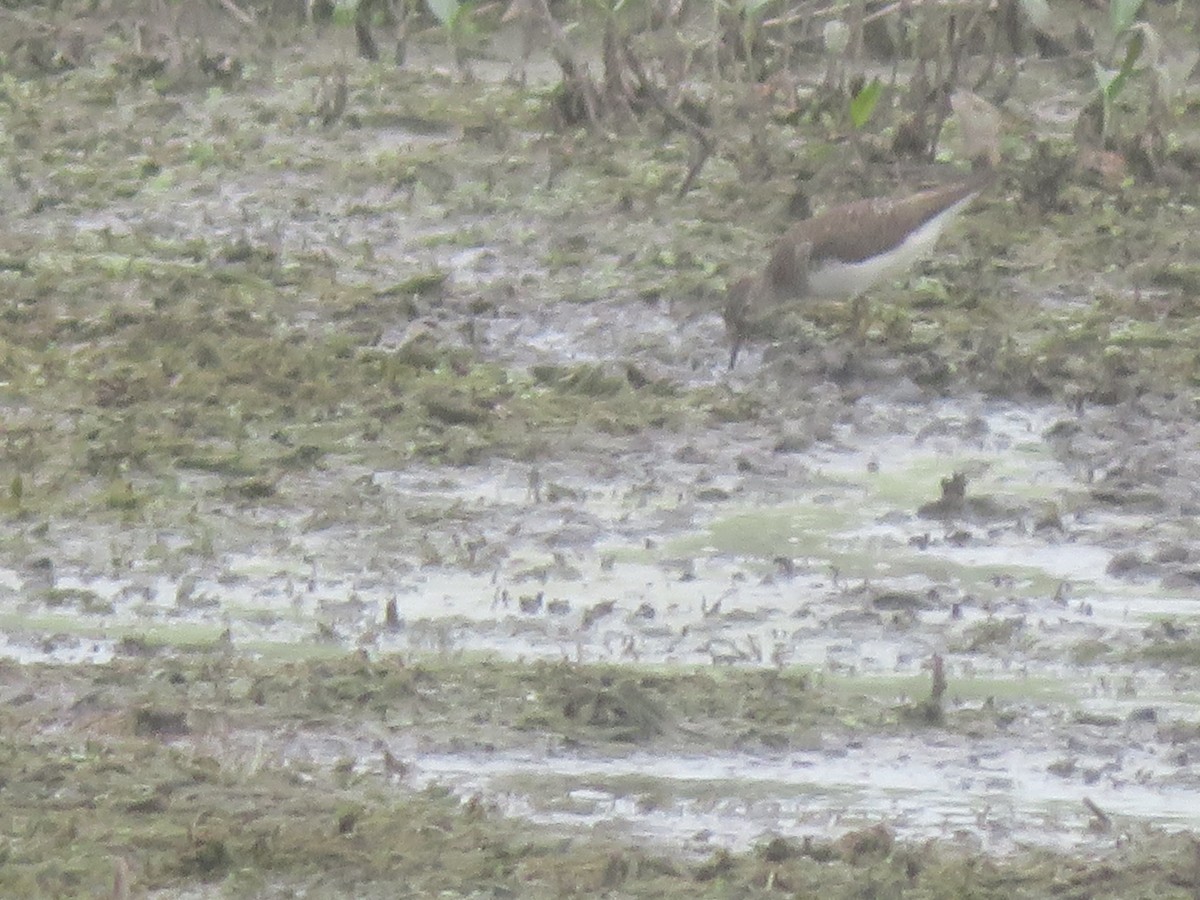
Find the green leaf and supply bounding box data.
[1106,27,1145,100]
[426,0,460,25]
[743,0,776,20]
[1110,0,1146,34]
[823,19,849,55]
[849,77,882,130]
[1122,26,1146,69]
[1093,61,1118,97]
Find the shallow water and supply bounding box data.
[5,29,1200,868]
[8,390,1200,855]
[411,730,1200,855]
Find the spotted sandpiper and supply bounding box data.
[724,172,992,367]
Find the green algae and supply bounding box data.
[1,650,1198,898]
[3,45,1198,545]
[3,0,1200,895]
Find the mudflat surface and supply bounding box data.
[3,1,1200,896]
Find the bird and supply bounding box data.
[723,172,993,367]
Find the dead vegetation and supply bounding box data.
[3,0,1200,896]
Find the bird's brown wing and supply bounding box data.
[805,177,988,264]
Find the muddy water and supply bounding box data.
[9,386,1200,854]
[372,395,1200,854]
[5,24,1200,871]
[413,732,1200,855]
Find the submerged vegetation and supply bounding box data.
[2,0,1200,895]
[5,650,1200,898]
[0,0,1196,536]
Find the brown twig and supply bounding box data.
[214,0,255,27]
[1083,797,1112,832]
[619,40,714,196]
[532,0,602,131]
[601,20,636,125]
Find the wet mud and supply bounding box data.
[3,1,1200,895]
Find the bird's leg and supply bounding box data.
[723,277,754,369]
